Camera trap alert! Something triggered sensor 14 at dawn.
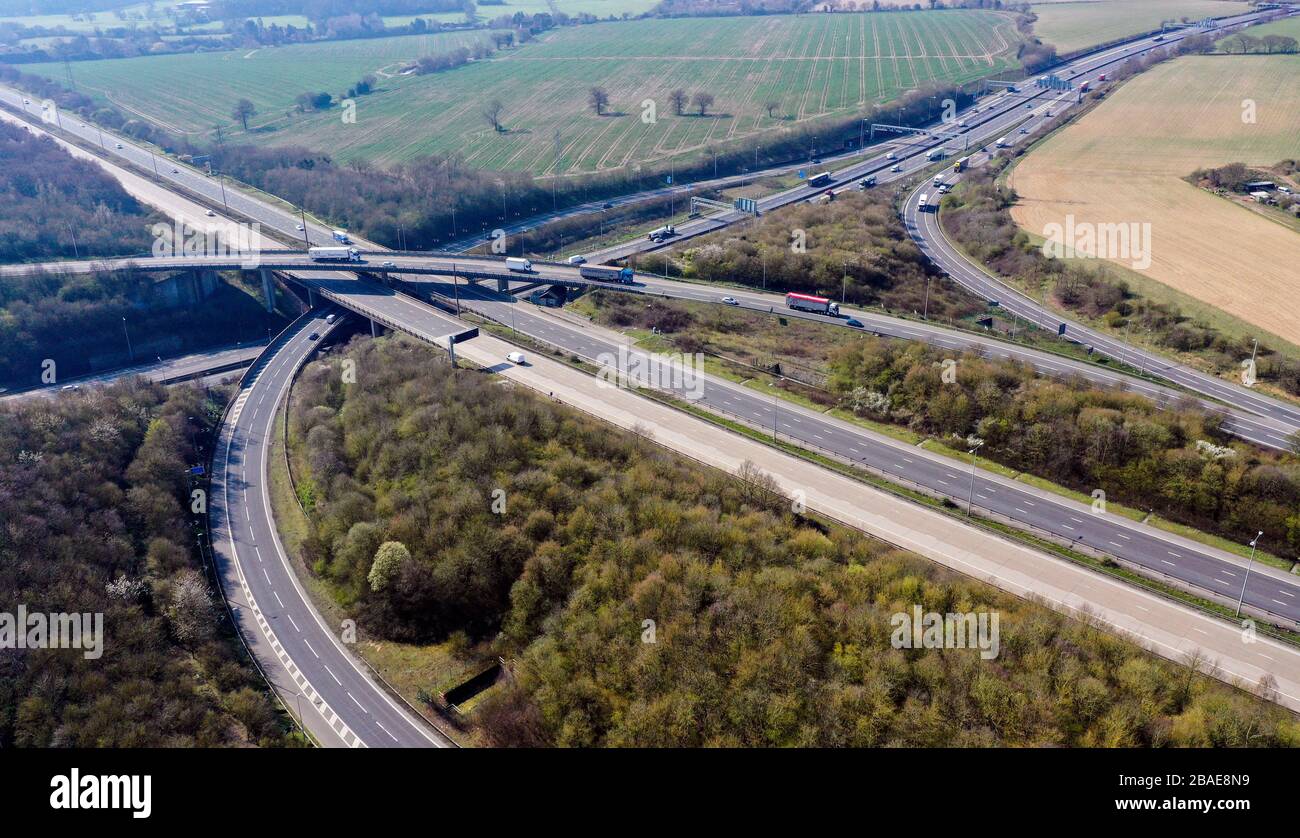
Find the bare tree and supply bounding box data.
[692,91,715,116]
[588,86,610,116]
[231,98,256,131]
[481,99,505,132]
[763,100,780,118]
[669,88,688,116]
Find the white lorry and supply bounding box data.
[308,246,361,262]
[506,257,533,273]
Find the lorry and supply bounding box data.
[807,171,833,187]
[918,193,937,213]
[1078,81,1091,93]
[579,264,635,284]
[995,136,1010,148]
[953,156,970,173]
[331,229,350,243]
[308,246,361,262]
[505,257,533,273]
[785,292,839,316]
[648,224,676,241]
[926,148,946,162]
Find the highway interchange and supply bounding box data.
[3,5,1299,744]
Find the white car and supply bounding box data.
[205,209,216,217]
[115,143,123,149]
[381,260,396,268]
[721,296,739,306]
[890,164,902,172]
[886,152,897,160]
[22,98,29,104]
[295,223,304,231]
[506,351,527,365]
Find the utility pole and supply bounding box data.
[300,207,309,245]
[219,175,229,212]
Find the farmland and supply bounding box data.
[1029,0,1250,53]
[1007,55,1300,347]
[25,10,1022,174]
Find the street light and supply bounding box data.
[1235,531,1264,617]
[965,440,984,515]
[121,316,134,362]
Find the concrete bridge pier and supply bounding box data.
[370,318,382,338]
[307,287,317,308]
[497,277,510,293]
[259,268,275,313]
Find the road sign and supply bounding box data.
[189,465,205,476]
[1057,323,1067,337]
[734,197,758,214]
[797,169,806,180]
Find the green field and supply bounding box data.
[27,10,1021,174]
[50,28,500,134]
[0,0,654,34]
[1229,13,1300,43]
[1030,0,1250,53]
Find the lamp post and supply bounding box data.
[965,440,984,515]
[122,316,134,362]
[1235,531,1264,617]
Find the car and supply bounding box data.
[602,202,614,209]
[567,255,587,265]
[506,351,527,365]
[308,332,320,341]
[890,164,902,172]
[22,98,29,104]
[381,260,396,268]
[205,209,216,217]
[1044,110,1053,117]
[325,314,337,325]
[721,296,739,306]
[1025,103,1032,109]
[115,142,123,149]
[295,223,304,231]
[845,318,864,329]
[171,168,179,174]
[886,152,897,160]
[61,384,80,391]
[1019,127,1030,134]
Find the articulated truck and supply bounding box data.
[579,264,635,283]
[309,246,361,262]
[785,292,839,316]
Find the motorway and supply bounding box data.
[9,248,1297,450]
[395,273,1300,629]
[0,343,261,402]
[3,8,1298,739]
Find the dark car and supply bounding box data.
[308,332,320,341]
[845,318,864,328]
[602,202,614,209]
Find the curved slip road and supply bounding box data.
[210,305,458,748]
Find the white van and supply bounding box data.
[505,257,533,273]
